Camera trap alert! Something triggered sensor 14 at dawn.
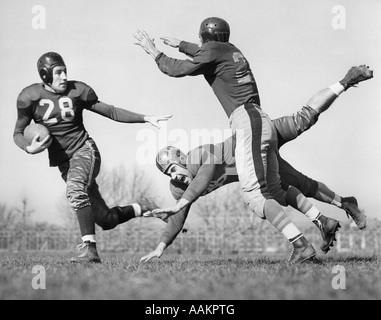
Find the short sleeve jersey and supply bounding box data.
[14,81,98,166]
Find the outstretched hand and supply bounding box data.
[143,207,176,222]
[140,247,164,263]
[144,114,172,129]
[133,30,161,59]
[144,198,189,220]
[160,37,181,48]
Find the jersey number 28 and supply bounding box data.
[40,97,75,123]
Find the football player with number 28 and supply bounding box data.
[134,17,372,264]
[13,52,171,263]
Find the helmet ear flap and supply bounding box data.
[39,67,51,84]
[37,52,65,85]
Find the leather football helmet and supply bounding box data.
[199,17,230,43]
[156,146,187,174]
[37,52,66,84]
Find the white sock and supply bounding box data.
[131,203,142,217]
[329,82,345,96]
[306,207,321,221]
[82,234,96,243]
[331,193,342,208]
[282,224,303,242]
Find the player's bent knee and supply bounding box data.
[97,220,117,231]
[94,216,117,230]
[244,193,267,219]
[267,187,287,207]
[67,194,91,211]
[66,182,90,210]
[302,179,319,198]
[94,209,120,230]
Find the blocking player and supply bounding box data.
[134,18,372,264]
[13,52,171,263]
[141,69,371,263]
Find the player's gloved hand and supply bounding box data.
[140,245,165,263]
[144,114,173,129]
[160,37,181,48]
[26,134,52,154]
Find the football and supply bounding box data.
[23,123,51,147]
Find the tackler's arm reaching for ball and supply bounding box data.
[141,146,218,262]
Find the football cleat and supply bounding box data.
[339,65,373,90]
[288,236,316,265]
[70,241,101,263]
[341,196,366,230]
[314,216,341,253]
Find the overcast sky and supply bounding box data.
[0,0,380,226]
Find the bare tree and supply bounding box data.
[0,203,17,228]
[58,193,77,230]
[15,197,34,229]
[97,164,163,207]
[192,182,274,234]
[193,183,252,233]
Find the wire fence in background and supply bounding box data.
[0,226,380,256]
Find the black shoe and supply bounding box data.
[70,241,101,263]
[341,196,366,230]
[288,236,316,264]
[314,216,340,253]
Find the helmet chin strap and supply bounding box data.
[42,82,66,94]
[42,83,55,92]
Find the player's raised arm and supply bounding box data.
[160,37,181,48]
[134,30,162,60]
[134,29,211,78]
[160,36,200,59]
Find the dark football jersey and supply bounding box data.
[14,81,98,166]
[156,41,260,117]
[169,136,239,202]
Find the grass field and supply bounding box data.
[0,251,380,302]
